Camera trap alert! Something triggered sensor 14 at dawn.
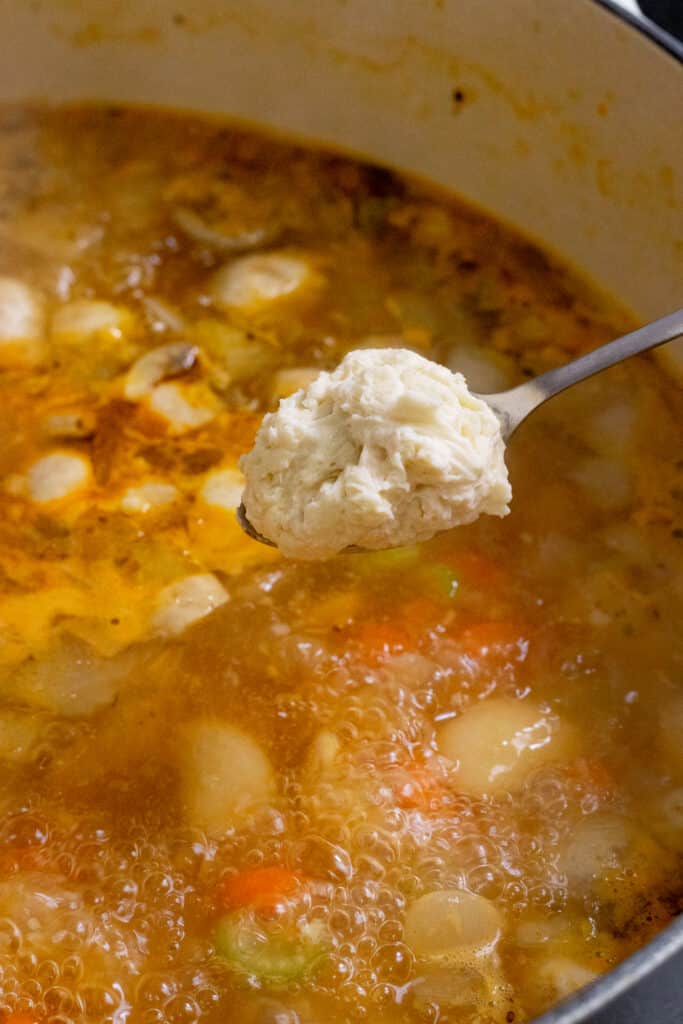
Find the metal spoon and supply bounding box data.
[237,308,683,551]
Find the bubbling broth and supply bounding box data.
[0,105,681,1024]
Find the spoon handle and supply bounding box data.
[485,307,683,439]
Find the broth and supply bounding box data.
[0,105,681,1024]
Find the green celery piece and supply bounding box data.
[215,913,326,987]
[357,545,421,575]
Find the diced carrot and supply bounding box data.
[390,762,447,811]
[398,597,443,639]
[219,866,301,916]
[457,621,529,663]
[347,622,410,661]
[445,552,509,592]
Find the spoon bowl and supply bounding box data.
[238,308,683,553]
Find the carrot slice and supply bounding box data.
[347,622,410,661]
[219,866,301,916]
[458,621,529,662]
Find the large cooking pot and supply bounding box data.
[0,2,681,1021]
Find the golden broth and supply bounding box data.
[0,106,681,1024]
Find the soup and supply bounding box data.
[0,106,681,1024]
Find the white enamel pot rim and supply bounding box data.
[1,0,681,375]
[0,2,682,1022]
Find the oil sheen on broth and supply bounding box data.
[0,106,681,1024]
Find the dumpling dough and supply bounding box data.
[241,348,511,559]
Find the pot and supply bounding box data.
[0,2,681,1020]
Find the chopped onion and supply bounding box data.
[404,889,502,961]
[437,698,574,797]
[52,299,133,341]
[182,718,276,833]
[412,965,489,1010]
[211,253,312,310]
[142,295,187,334]
[559,814,632,888]
[199,467,244,511]
[173,205,277,253]
[151,573,229,637]
[120,480,179,514]
[147,382,216,434]
[27,451,91,503]
[12,637,132,716]
[535,956,599,1000]
[411,964,512,1016]
[123,342,198,400]
[0,275,46,364]
[192,319,275,384]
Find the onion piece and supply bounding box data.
[27,451,91,503]
[199,468,244,511]
[142,295,187,334]
[404,889,503,961]
[559,814,635,888]
[120,480,179,514]
[535,956,599,1001]
[151,573,229,637]
[437,698,575,797]
[172,205,278,253]
[211,253,312,311]
[411,965,506,1015]
[11,636,132,716]
[182,719,276,833]
[147,382,216,434]
[123,342,198,400]
[0,275,46,365]
[192,319,275,384]
[52,299,133,341]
